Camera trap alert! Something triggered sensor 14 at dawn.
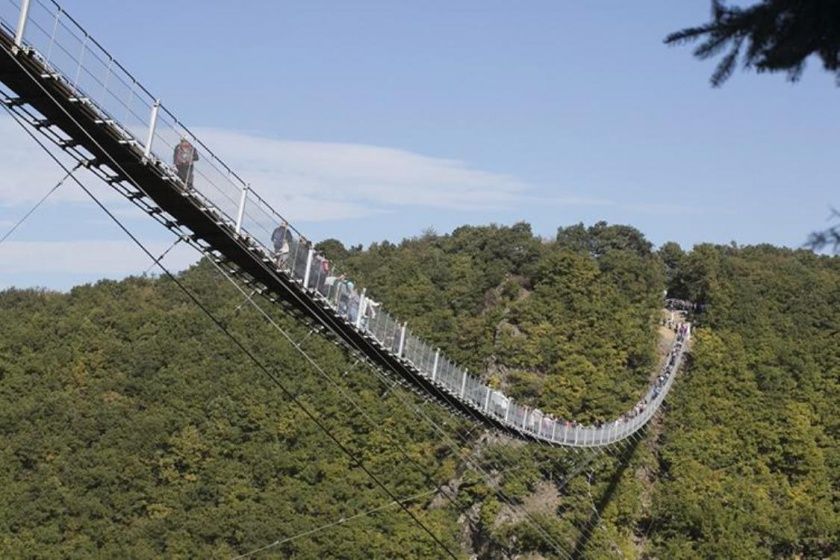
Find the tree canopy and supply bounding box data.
[0,222,837,558]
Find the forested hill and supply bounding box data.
[0,222,837,559]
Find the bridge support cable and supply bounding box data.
[569,435,646,559]
[341,366,588,558]
[199,248,579,560]
[328,337,614,558]
[231,447,593,560]
[0,105,461,560]
[234,445,597,560]
[345,343,657,556]
[203,252,616,560]
[0,160,82,247]
[142,235,184,275]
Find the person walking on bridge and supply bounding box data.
[173,137,199,189]
[271,221,293,268]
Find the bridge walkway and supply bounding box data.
[0,0,690,448]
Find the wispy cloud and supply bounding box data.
[0,114,618,227]
[194,128,532,221]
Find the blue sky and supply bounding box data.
[0,1,837,290]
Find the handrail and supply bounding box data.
[0,0,691,447]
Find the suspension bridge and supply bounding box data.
[0,0,688,452]
[0,3,699,557]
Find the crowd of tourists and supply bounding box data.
[518,322,690,442]
[665,298,705,313]
[617,322,689,426]
[270,222,381,329]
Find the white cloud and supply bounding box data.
[0,240,198,275]
[0,115,531,219]
[193,128,532,221]
[0,115,675,289]
[1,114,621,228]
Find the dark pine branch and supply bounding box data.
[665,0,840,86]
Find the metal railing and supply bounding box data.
[1,0,691,447]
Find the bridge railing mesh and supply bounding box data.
[2,0,691,446]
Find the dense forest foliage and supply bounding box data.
[651,244,840,559]
[0,222,837,558]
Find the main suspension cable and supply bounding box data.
[202,254,578,559]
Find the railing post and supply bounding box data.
[234,185,248,235]
[427,345,434,374]
[143,100,160,159]
[14,0,32,51]
[397,322,406,357]
[302,248,314,287]
[504,402,510,423]
[483,388,491,412]
[390,320,399,353]
[431,349,439,381]
[459,369,467,398]
[355,288,366,328]
[551,421,557,442]
[574,425,580,446]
